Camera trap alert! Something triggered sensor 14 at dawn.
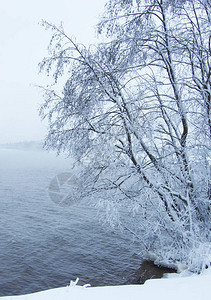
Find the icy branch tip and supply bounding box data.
[69,277,79,287]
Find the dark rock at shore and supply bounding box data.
[132,260,177,284]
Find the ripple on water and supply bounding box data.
[0,150,142,296]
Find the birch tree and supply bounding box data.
[39,0,211,272]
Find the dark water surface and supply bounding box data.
[0,149,142,296]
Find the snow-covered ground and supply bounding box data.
[1,268,210,300]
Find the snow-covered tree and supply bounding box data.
[39,0,211,272]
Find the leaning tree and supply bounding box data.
[39,0,211,272]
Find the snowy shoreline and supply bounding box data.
[1,269,210,300]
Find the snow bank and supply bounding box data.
[1,269,210,300]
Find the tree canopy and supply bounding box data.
[39,0,211,272]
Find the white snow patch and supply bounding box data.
[1,268,211,300]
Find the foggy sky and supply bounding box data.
[0,0,106,143]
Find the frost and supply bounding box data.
[39,0,211,273]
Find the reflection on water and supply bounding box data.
[0,149,141,296]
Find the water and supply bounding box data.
[0,149,142,296]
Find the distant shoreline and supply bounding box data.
[0,141,43,151]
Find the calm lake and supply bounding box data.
[0,148,142,296]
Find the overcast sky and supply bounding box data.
[0,0,106,143]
